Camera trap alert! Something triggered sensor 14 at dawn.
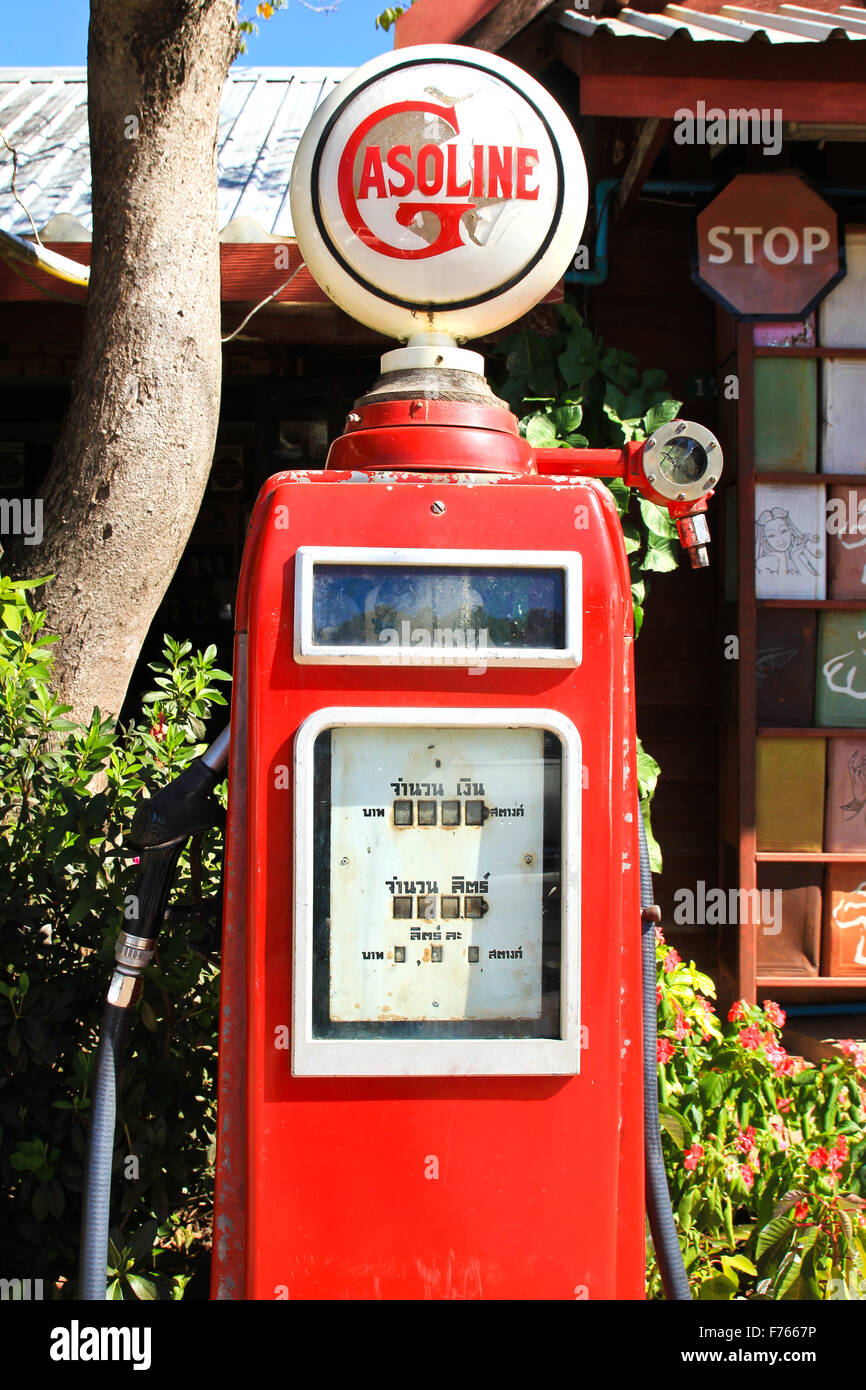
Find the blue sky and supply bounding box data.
[4,0,395,68]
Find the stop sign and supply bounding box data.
[693,173,843,320]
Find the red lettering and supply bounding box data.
[488,146,513,200]
[473,145,484,197]
[417,143,444,196]
[445,144,471,197]
[515,147,539,200]
[386,144,415,197]
[358,145,386,198]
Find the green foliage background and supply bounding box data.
[0,574,228,1298]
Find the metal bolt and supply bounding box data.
[340,856,349,866]
[347,411,361,424]
[646,439,656,449]
[707,441,717,451]
[646,473,656,485]
[675,421,687,433]
[677,491,686,501]
[524,854,533,865]
[431,500,446,515]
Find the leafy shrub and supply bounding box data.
[0,573,229,1298]
[653,928,866,1299]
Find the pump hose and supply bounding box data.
[638,808,692,1301]
[79,1002,134,1300]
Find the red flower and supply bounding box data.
[663,949,681,973]
[735,1125,756,1154]
[673,1010,690,1040]
[763,1000,786,1029]
[739,1023,762,1051]
[657,1038,676,1064]
[149,713,168,743]
[777,1096,794,1113]
[739,1164,755,1191]
[728,1001,745,1023]
[656,984,662,1006]
[684,1144,704,1171]
[793,1198,809,1224]
[826,1136,849,1177]
[807,1147,829,1169]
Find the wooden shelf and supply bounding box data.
[757,975,866,989]
[758,600,866,610]
[757,728,866,738]
[754,347,866,359]
[755,472,866,484]
[756,852,866,863]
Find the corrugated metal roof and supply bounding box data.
[0,66,350,241]
[561,3,866,43]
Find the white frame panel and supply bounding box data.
[292,706,581,1077]
[294,546,582,668]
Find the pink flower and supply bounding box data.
[728,1001,745,1023]
[735,1125,756,1154]
[739,1164,755,1191]
[656,984,662,1007]
[657,1038,676,1063]
[763,1000,786,1029]
[777,1096,794,1114]
[684,1144,704,1171]
[739,1023,762,1051]
[838,1039,866,1070]
[655,925,665,945]
[807,1147,829,1170]
[763,1037,796,1077]
[663,949,681,973]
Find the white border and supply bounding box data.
[294,546,582,668]
[292,706,581,1076]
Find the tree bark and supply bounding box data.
[10,0,239,722]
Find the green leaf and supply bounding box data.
[641,536,680,574]
[524,414,559,448]
[638,497,679,540]
[126,1274,158,1301]
[698,1072,725,1109]
[643,400,682,435]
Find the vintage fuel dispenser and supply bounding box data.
[80,45,723,1302]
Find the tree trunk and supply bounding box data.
[11,0,239,723]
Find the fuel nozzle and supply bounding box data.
[675,511,711,569]
[637,420,723,569]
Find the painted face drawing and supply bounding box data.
[755,507,822,577]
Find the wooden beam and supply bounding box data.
[394,0,500,46]
[464,0,557,52]
[615,117,671,219]
[579,74,866,122]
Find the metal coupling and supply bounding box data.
[676,512,711,569]
[115,931,156,970]
[107,966,143,1010]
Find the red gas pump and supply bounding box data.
[79,44,721,1302]
[208,47,722,1301]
